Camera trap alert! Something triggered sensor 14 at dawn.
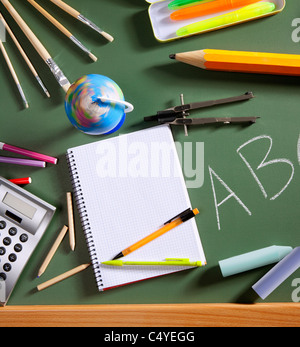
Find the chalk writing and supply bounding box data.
[209,134,297,230]
[237,135,294,201]
[209,166,252,231]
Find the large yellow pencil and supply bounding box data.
[169,49,300,76]
[112,208,199,260]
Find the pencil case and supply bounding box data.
[146,0,285,42]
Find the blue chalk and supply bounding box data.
[252,247,300,299]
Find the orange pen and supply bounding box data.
[112,208,199,260]
[170,0,260,21]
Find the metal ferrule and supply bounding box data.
[77,14,103,34]
[45,58,70,89]
[17,83,28,107]
[69,35,91,56]
[35,75,50,96]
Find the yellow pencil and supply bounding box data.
[169,49,300,76]
[112,208,199,260]
[37,263,91,291]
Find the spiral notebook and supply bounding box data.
[67,125,206,291]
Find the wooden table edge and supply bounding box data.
[0,303,299,327]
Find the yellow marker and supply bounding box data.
[176,2,275,36]
[102,258,205,267]
[112,208,199,260]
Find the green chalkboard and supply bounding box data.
[0,0,299,306]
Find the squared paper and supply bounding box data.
[67,125,206,290]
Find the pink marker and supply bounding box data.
[0,142,58,164]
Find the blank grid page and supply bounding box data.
[68,125,206,290]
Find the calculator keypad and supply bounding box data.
[0,220,29,278]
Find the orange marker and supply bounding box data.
[112,208,199,260]
[170,0,259,21]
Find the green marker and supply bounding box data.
[168,0,212,10]
[101,258,204,267]
[176,2,275,37]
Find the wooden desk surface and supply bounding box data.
[1,303,300,327]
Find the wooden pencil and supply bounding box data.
[0,13,50,97]
[0,39,29,108]
[37,225,69,278]
[37,263,91,291]
[66,192,75,251]
[49,0,114,42]
[27,0,97,62]
[169,49,300,76]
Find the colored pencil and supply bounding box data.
[27,0,97,62]
[0,156,46,167]
[0,141,57,164]
[169,49,300,76]
[49,0,114,42]
[38,225,69,277]
[37,263,91,291]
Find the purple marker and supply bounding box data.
[0,142,57,164]
[252,247,300,299]
[0,156,46,168]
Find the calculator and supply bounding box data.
[0,177,56,306]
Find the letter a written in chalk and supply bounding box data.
[209,166,252,231]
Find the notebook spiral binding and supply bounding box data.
[66,150,103,289]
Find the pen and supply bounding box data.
[102,258,204,267]
[176,2,275,36]
[112,208,199,260]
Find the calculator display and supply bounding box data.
[2,193,37,219]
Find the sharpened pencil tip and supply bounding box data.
[169,54,176,59]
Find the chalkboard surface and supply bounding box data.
[0,0,299,305]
